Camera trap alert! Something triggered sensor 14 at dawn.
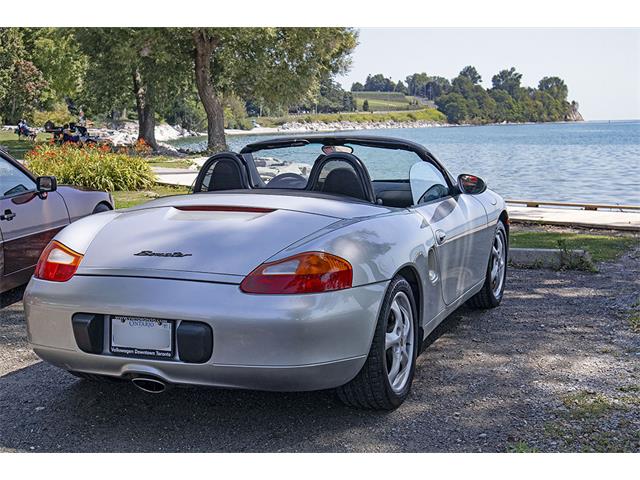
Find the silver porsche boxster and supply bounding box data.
[24,135,508,410]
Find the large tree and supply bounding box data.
[0,28,50,124]
[191,28,357,152]
[76,28,192,149]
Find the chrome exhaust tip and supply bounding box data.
[131,376,168,394]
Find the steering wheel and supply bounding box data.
[266,172,307,189]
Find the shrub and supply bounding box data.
[25,143,155,191]
[31,103,75,127]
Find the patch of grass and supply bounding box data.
[112,184,190,209]
[561,391,613,419]
[146,156,194,169]
[628,312,640,333]
[0,130,53,159]
[545,391,640,452]
[507,441,539,453]
[351,92,420,112]
[618,385,640,393]
[510,231,638,262]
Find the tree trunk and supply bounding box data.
[192,29,227,153]
[132,66,158,150]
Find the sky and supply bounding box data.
[335,28,640,121]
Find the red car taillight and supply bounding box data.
[240,252,353,294]
[34,240,83,282]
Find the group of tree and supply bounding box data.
[351,74,408,94]
[351,65,579,124]
[0,27,358,151]
[435,66,577,124]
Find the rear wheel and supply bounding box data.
[92,202,112,214]
[337,275,418,410]
[468,221,507,309]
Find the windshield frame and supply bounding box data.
[240,135,457,191]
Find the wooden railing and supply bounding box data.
[506,199,640,212]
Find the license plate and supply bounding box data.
[110,316,174,359]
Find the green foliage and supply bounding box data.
[459,65,482,84]
[199,28,358,110]
[27,28,88,104]
[31,102,76,127]
[3,59,48,124]
[362,99,370,111]
[350,81,364,92]
[0,28,88,123]
[432,66,575,124]
[223,94,252,130]
[492,67,523,96]
[404,73,451,100]
[363,73,398,92]
[507,441,539,453]
[25,143,155,191]
[163,94,207,132]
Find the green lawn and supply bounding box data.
[510,231,638,262]
[146,156,195,169]
[0,130,52,159]
[352,91,421,112]
[112,185,190,209]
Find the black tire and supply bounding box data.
[337,275,418,410]
[92,202,112,214]
[468,221,508,309]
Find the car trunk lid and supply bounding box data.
[79,205,340,277]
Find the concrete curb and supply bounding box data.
[509,247,594,270]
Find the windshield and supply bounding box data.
[247,143,425,187]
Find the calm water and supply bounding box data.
[171,121,640,204]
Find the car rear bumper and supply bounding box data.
[24,275,388,391]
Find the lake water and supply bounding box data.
[171,121,640,205]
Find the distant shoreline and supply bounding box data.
[223,118,589,137]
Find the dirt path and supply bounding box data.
[0,247,638,452]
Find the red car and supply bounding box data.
[0,150,113,306]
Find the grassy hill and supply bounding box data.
[352,92,422,111]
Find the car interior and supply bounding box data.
[196,144,449,209]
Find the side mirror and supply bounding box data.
[457,174,486,195]
[36,176,57,194]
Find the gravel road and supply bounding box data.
[1,246,638,453]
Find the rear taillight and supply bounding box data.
[34,240,83,282]
[240,252,353,294]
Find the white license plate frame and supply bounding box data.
[109,316,174,359]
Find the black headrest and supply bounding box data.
[307,153,375,203]
[194,154,250,192]
[322,168,367,201]
[209,159,244,191]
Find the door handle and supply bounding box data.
[0,209,16,221]
[435,229,446,245]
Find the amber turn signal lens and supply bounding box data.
[34,240,83,282]
[240,252,353,294]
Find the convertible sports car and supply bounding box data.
[1,149,113,306]
[24,135,508,409]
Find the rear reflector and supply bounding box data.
[240,252,353,294]
[174,206,275,213]
[34,240,83,282]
